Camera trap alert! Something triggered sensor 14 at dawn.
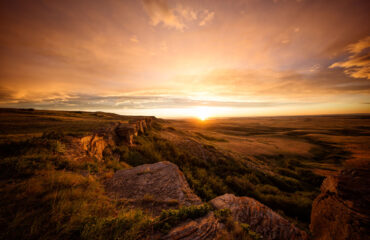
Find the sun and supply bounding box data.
[193,107,212,121]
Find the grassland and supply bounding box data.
[154,115,370,228]
[0,108,369,239]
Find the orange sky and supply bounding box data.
[0,0,369,118]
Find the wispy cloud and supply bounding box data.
[330,36,370,79]
[0,92,311,110]
[130,35,139,43]
[199,10,215,26]
[176,4,197,21]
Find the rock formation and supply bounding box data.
[310,165,370,240]
[129,119,145,134]
[145,117,153,128]
[162,212,223,240]
[115,123,137,145]
[210,194,308,240]
[80,135,107,161]
[141,120,147,132]
[64,117,154,163]
[105,161,202,214]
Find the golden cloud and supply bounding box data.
[142,0,185,30]
[199,10,215,26]
[330,36,370,79]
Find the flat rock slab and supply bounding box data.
[105,161,202,208]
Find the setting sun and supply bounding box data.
[193,107,213,121]
[192,107,217,121]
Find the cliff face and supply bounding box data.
[310,166,370,240]
[115,123,137,145]
[80,135,107,161]
[210,194,308,240]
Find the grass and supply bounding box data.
[1,108,365,238]
[194,132,228,142]
[113,131,321,225]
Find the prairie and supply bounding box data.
[0,108,369,239]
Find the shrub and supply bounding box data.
[81,210,152,240]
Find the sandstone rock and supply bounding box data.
[105,161,202,213]
[115,123,136,145]
[142,120,147,131]
[310,166,370,240]
[145,117,153,128]
[128,120,143,134]
[161,212,224,240]
[210,194,308,240]
[80,135,107,161]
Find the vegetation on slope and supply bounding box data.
[0,109,357,238]
[114,128,335,226]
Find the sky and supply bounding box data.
[0,0,369,118]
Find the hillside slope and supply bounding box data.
[0,109,369,239]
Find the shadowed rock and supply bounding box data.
[310,165,370,240]
[129,119,145,134]
[210,194,308,240]
[115,123,137,145]
[145,117,153,128]
[141,120,147,131]
[105,161,202,212]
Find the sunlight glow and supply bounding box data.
[193,107,213,120]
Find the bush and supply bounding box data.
[81,210,152,240]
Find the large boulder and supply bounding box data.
[210,194,308,240]
[310,166,370,240]
[105,161,202,213]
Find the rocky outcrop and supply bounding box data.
[210,194,308,240]
[65,117,155,162]
[115,123,137,145]
[80,135,107,161]
[105,161,202,214]
[129,119,146,134]
[145,117,153,128]
[162,212,223,240]
[310,166,370,240]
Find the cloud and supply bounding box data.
[142,0,185,30]
[184,68,370,99]
[130,35,139,43]
[176,5,197,21]
[0,92,308,110]
[329,36,370,79]
[0,87,15,102]
[199,10,215,26]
